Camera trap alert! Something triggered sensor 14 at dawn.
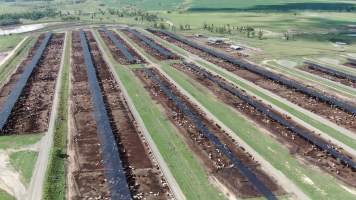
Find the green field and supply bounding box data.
[0,35,24,52]
[0,189,15,200]
[9,150,38,185]
[159,11,356,59]
[0,36,35,84]
[0,134,42,150]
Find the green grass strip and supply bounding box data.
[0,36,35,85]
[43,32,70,200]
[161,63,356,200]
[9,151,38,185]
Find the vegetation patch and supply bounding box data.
[0,189,15,200]
[9,150,38,184]
[0,36,35,84]
[0,8,58,25]
[0,134,42,150]
[0,34,24,52]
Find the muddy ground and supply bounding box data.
[0,33,64,134]
[98,29,145,65]
[135,68,283,199]
[173,62,356,186]
[152,32,356,133]
[85,31,171,200]
[122,29,179,61]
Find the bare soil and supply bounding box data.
[85,31,171,200]
[122,29,179,61]
[173,62,356,187]
[153,32,356,133]
[98,29,145,65]
[134,68,283,199]
[0,33,64,134]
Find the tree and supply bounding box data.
[258,30,264,40]
[179,24,184,31]
[159,22,166,30]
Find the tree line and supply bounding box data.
[0,8,57,26]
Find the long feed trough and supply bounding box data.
[101,28,136,64]
[0,32,52,130]
[127,29,174,59]
[347,58,356,66]
[80,30,132,200]
[183,62,356,170]
[305,61,356,82]
[143,68,278,200]
[151,29,356,115]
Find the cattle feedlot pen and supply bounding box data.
[184,61,356,170]
[305,61,356,82]
[128,29,174,59]
[80,30,132,200]
[101,28,136,64]
[152,29,356,115]
[0,32,52,131]
[144,68,278,200]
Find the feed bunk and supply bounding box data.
[127,29,173,59]
[80,30,132,200]
[0,32,52,130]
[347,58,356,66]
[305,61,356,82]
[101,28,136,64]
[143,68,278,200]
[152,29,356,115]
[184,62,356,170]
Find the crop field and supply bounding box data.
[1,0,356,199]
